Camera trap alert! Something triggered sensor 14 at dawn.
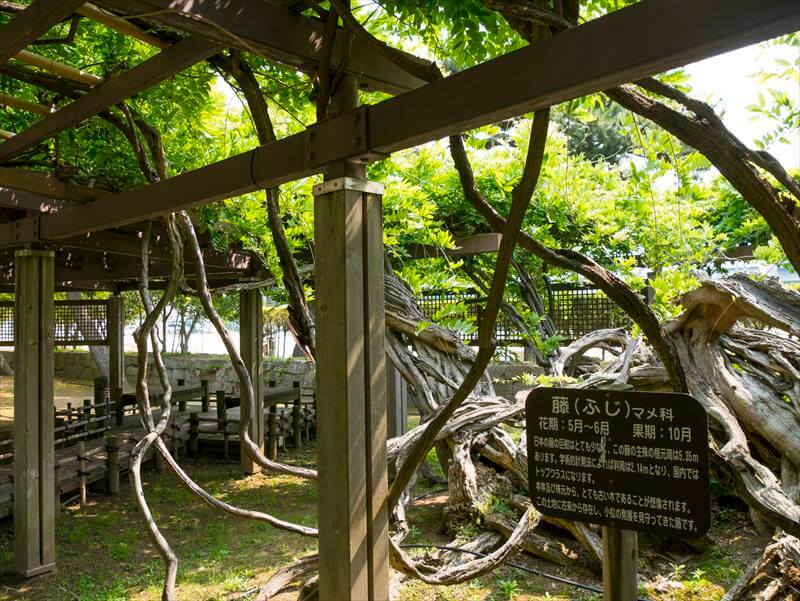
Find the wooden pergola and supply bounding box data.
[0,0,797,597]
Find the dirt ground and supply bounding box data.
[0,376,94,425]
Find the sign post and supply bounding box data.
[526,388,710,601]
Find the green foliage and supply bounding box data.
[748,34,800,151]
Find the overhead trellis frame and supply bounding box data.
[0,298,109,346]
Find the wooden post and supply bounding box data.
[53,461,60,516]
[386,356,408,439]
[189,412,200,457]
[106,434,119,495]
[13,249,56,577]
[77,441,87,507]
[82,398,91,435]
[200,379,210,412]
[171,422,179,459]
[292,398,302,449]
[602,527,638,601]
[267,405,277,460]
[314,74,390,601]
[239,287,264,474]
[108,294,124,426]
[215,390,226,432]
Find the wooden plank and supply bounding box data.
[3,0,795,244]
[0,0,87,65]
[97,0,426,94]
[0,36,223,161]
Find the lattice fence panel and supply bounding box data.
[545,284,630,341]
[419,290,527,345]
[0,303,12,346]
[0,300,109,346]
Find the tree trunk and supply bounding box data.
[0,353,12,376]
[65,291,109,377]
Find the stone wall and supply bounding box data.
[488,362,544,398]
[0,350,315,393]
[0,350,540,398]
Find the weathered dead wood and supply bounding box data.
[551,327,629,378]
[722,534,800,601]
[483,511,577,566]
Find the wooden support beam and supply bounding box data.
[0,92,52,115]
[13,249,56,577]
[315,76,389,598]
[408,233,503,259]
[76,3,169,49]
[0,0,87,65]
[0,250,246,286]
[1,0,797,242]
[0,168,109,203]
[239,288,264,474]
[0,187,69,213]
[12,49,103,86]
[0,36,223,161]
[96,0,427,94]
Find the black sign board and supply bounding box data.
[526,388,710,538]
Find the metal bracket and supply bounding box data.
[11,216,41,245]
[304,106,387,169]
[312,177,384,197]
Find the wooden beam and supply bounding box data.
[76,3,169,49]
[0,250,247,286]
[0,168,108,202]
[96,0,427,94]
[0,36,223,161]
[12,49,103,86]
[2,0,798,242]
[51,230,254,269]
[0,92,53,115]
[408,233,503,259]
[0,187,69,213]
[13,249,56,577]
[0,0,87,65]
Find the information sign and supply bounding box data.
[526,388,710,538]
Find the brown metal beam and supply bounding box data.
[0,36,223,161]
[2,0,798,243]
[0,0,87,65]
[96,0,427,94]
